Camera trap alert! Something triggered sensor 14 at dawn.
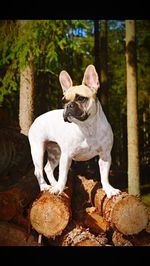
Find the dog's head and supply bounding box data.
[59,65,100,123]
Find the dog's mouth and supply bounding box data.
[63,101,89,123]
[63,111,89,123]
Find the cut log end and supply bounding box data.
[30,191,71,238]
[111,195,149,235]
[94,188,149,235]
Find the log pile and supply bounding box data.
[0,126,150,246]
[0,221,39,246]
[0,127,33,178]
[0,126,40,245]
[29,174,150,246]
[59,225,108,246]
[0,169,39,221]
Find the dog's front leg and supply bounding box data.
[99,155,120,198]
[49,154,72,194]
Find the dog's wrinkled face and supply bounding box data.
[62,85,96,123]
[59,65,100,123]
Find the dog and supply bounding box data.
[28,64,120,198]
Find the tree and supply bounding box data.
[125,20,140,196]
[94,20,100,81]
[19,21,35,135]
[99,20,109,117]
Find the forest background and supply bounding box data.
[0,20,149,195]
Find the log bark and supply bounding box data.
[0,127,32,178]
[60,225,108,246]
[0,168,39,221]
[112,230,133,246]
[112,229,150,246]
[30,176,73,238]
[74,175,149,235]
[0,221,38,246]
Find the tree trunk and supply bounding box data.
[30,175,73,238]
[99,20,109,117]
[19,21,35,136]
[125,20,140,196]
[19,56,35,136]
[94,20,100,82]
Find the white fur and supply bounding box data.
[28,101,120,198]
[28,65,120,198]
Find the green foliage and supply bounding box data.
[0,20,149,168]
[0,20,90,111]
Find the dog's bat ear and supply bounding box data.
[59,70,73,94]
[82,65,100,93]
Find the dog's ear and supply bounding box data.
[59,70,73,94]
[82,65,100,93]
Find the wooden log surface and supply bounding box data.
[0,127,32,178]
[0,168,39,221]
[112,229,150,246]
[83,207,110,234]
[75,175,149,235]
[94,189,149,235]
[0,221,38,246]
[60,225,108,246]
[30,175,73,238]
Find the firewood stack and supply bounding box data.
[0,124,150,246]
[0,125,40,245]
[29,174,150,246]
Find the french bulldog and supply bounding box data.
[28,64,120,198]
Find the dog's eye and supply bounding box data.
[62,97,68,104]
[76,95,87,102]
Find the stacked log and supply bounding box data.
[29,174,150,246]
[0,126,39,228]
[30,175,73,239]
[0,127,32,178]
[0,221,39,246]
[60,225,108,246]
[0,169,39,221]
[112,229,150,246]
[0,124,149,247]
[76,175,149,236]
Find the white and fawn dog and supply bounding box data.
[28,65,120,198]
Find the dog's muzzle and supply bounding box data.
[63,101,89,123]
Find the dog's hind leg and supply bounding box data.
[44,141,61,187]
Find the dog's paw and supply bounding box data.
[49,184,64,195]
[40,184,51,191]
[103,185,121,199]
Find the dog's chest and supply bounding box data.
[71,127,101,161]
[72,140,99,161]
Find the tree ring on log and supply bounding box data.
[112,195,149,235]
[30,191,71,238]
